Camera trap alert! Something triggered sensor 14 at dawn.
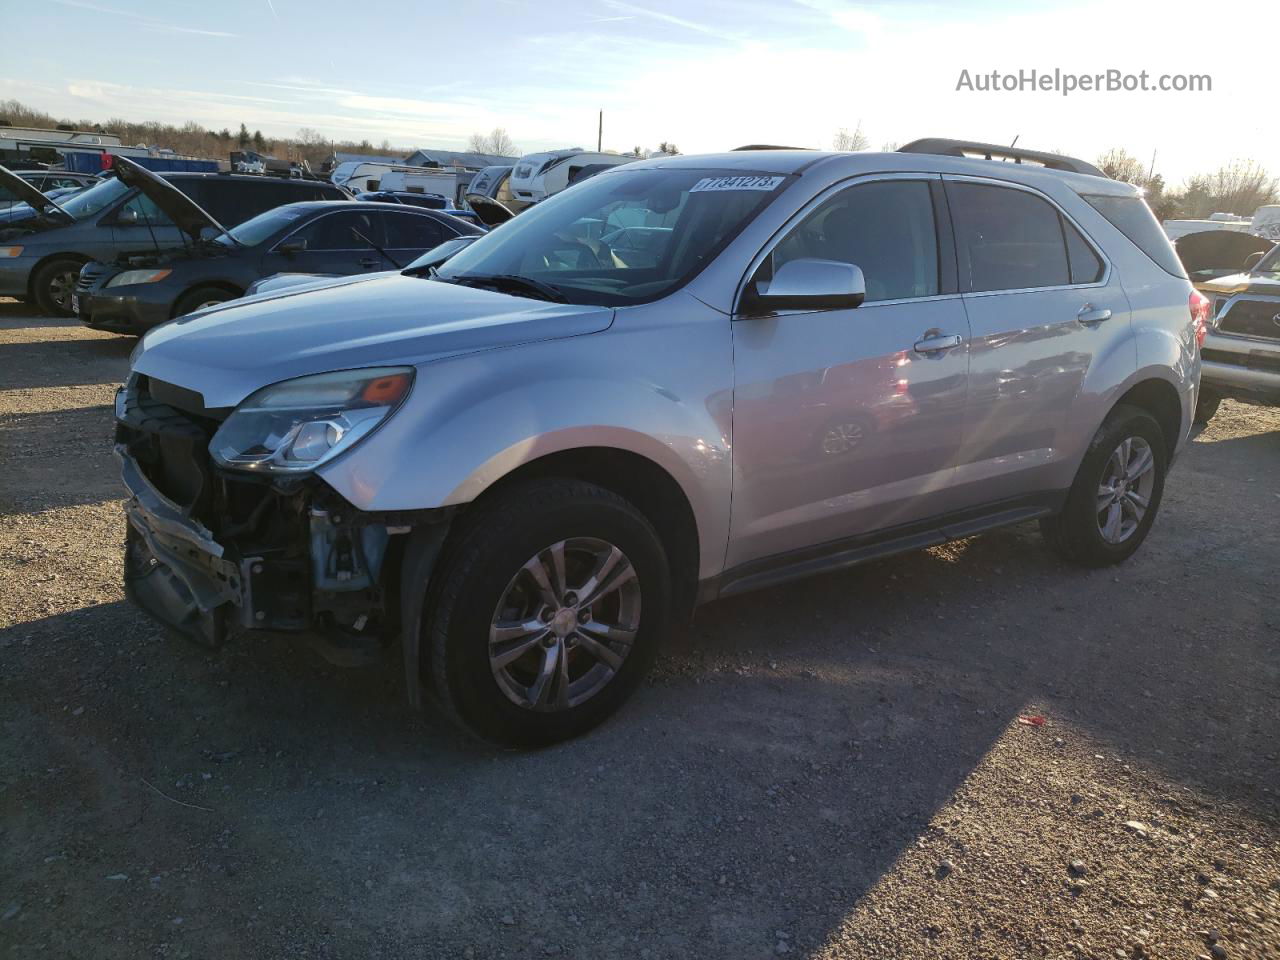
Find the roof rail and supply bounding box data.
[897,138,1107,178]
[732,144,811,151]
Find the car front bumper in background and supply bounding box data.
[1201,331,1280,404]
[78,287,172,333]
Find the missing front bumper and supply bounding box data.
[119,444,244,644]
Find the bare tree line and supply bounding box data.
[1097,146,1277,220]
[4,99,1274,214]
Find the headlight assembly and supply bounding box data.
[106,269,171,288]
[209,367,414,473]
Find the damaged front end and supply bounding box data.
[115,373,448,663]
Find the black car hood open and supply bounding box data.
[0,165,72,222]
[113,156,230,242]
[463,193,514,227]
[1175,230,1276,282]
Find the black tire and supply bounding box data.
[32,258,84,316]
[422,478,672,747]
[1193,390,1221,425]
[172,286,235,318]
[1040,404,1167,567]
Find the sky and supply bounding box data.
[3,0,1275,185]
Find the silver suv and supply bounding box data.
[116,139,1204,745]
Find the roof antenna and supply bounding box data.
[1010,135,1020,148]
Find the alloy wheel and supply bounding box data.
[488,537,641,712]
[1096,436,1155,544]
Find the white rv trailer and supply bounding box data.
[507,149,637,206]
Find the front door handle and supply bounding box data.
[358,257,381,268]
[1077,304,1113,325]
[913,333,963,354]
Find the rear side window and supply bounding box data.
[948,182,1069,292]
[1063,219,1104,284]
[380,212,445,249]
[1082,194,1187,279]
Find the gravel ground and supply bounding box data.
[1,299,1278,960]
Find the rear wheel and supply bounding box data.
[173,286,235,318]
[422,479,672,747]
[32,258,83,316]
[1040,404,1167,567]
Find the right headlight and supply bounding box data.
[209,367,414,473]
[107,268,171,288]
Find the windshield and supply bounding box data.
[218,204,313,247]
[1252,244,1280,277]
[57,175,130,220]
[435,167,791,306]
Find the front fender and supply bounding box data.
[319,298,735,580]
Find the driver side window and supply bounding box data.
[761,179,940,303]
[116,191,174,226]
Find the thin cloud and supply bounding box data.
[602,0,730,39]
[143,23,238,37]
[48,0,237,38]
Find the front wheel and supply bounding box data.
[32,258,84,316]
[173,286,235,318]
[1040,404,1167,567]
[422,479,672,746]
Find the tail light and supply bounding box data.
[1189,290,1211,349]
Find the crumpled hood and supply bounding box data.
[132,272,615,408]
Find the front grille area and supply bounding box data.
[77,261,112,294]
[117,375,312,545]
[1218,298,1280,341]
[116,375,219,518]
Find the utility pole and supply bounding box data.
[597,110,602,152]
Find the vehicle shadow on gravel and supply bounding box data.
[0,334,132,391]
[6,506,1276,957]
[3,596,1023,959]
[0,404,120,514]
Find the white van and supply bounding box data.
[507,149,637,205]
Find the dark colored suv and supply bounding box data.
[0,160,348,315]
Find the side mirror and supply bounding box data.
[277,238,307,255]
[115,208,139,225]
[1244,251,1265,270]
[744,258,866,315]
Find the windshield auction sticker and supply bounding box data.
[689,175,785,192]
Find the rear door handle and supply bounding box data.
[1077,304,1112,325]
[913,333,963,354]
[358,257,381,268]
